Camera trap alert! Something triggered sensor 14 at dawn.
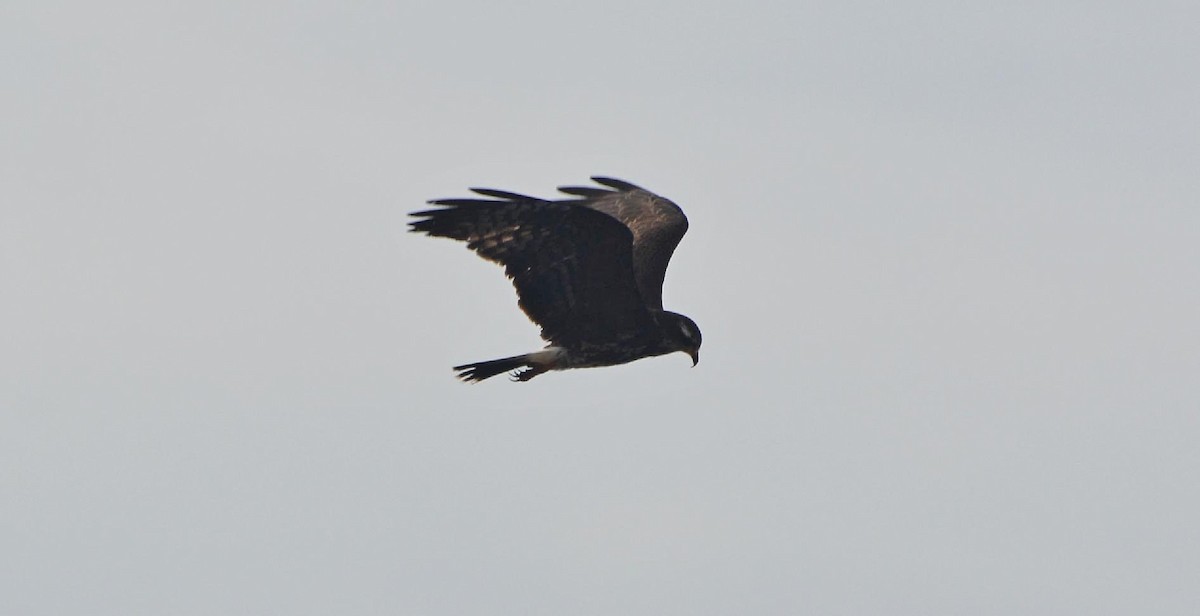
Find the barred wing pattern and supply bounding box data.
[409,189,654,347]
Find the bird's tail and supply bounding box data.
[453,354,547,383]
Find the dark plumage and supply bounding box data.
[409,176,702,382]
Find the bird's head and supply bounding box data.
[660,311,702,366]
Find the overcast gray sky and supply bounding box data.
[3,1,1199,614]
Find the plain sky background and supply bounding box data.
[3,1,1198,614]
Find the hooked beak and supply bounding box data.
[688,348,699,367]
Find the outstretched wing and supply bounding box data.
[557,177,688,310]
[409,188,654,346]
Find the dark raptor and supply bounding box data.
[409,176,702,382]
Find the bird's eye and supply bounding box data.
[678,322,692,340]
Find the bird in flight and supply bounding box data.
[410,176,702,382]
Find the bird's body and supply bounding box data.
[409,177,701,382]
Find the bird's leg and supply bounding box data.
[510,365,549,382]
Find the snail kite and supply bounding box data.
[409,176,702,382]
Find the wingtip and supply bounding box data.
[421,198,459,208]
[590,176,642,192]
[557,185,608,198]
